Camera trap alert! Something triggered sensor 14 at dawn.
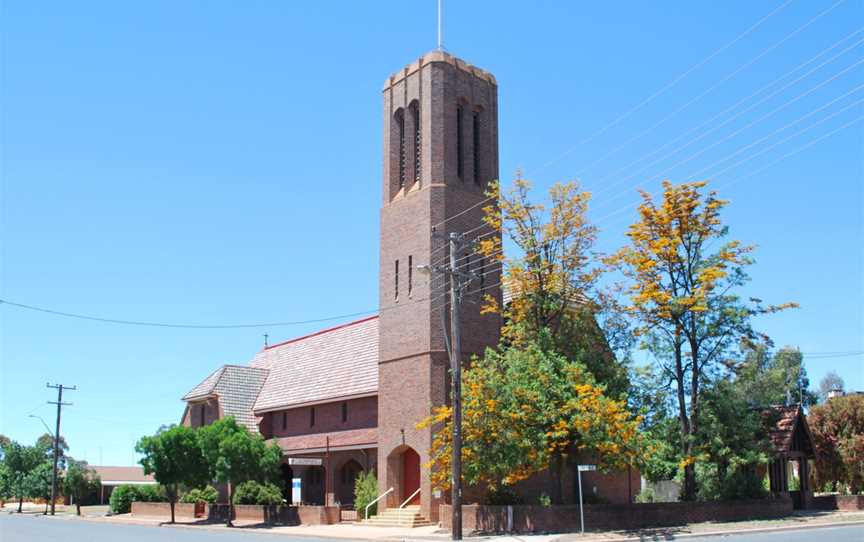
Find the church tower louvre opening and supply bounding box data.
[377,50,502,522]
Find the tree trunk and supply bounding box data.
[673,328,697,501]
[76,502,81,516]
[227,484,234,527]
[170,500,175,524]
[549,455,564,504]
[17,496,22,513]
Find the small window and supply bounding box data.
[395,259,399,300]
[341,401,348,423]
[473,111,481,185]
[310,407,316,427]
[456,105,464,180]
[282,411,287,431]
[408,255,413,296]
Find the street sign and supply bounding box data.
[578,464,597,472]
[288,457,323,466]
[576,465,597,534]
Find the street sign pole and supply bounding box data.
[577,465,596,534]
[578,468,584,534]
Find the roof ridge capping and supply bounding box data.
[264,314,378,351]
[383,50,497,90]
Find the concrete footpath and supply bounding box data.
[6,505,864,542]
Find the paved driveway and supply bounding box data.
[0,514,367,542]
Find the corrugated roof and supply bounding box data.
[251,316,379,413]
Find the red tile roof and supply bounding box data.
[269,427,378,453]
[250,316,378,413]
[764,405,813,455]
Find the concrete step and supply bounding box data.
[363,506,432,528]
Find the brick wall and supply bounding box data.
[266,396,377,439]
[440,497,793,534]
[812,494,864,511]
[131,502,203,519]
[181,398,221,428]
[206,504,341,525]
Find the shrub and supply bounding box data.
[255,482,283,505]
[482,486,524,505]
[180,486,219,504]
[635,487,656,503]
[354,471,378,517]
[136,484,168,502]
[538,493,552,506]
[109,485,139,514]
[232,481,283,505]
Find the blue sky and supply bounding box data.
[1,1,861,466]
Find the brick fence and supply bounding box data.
[812,495,864,511]
[131,502,203,519]
[132,502,341,525]
[440,497,793,534]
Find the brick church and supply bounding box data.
[181,50,637,523]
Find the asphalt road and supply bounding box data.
[0,514,861,542]
[653,525,863,542]
[0,514,366,542]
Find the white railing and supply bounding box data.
[365,487,394,519]
[399,487,421,508]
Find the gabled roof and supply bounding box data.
[183,364,270,432]
[182,366,225,401]
[764,405,814,456]
[250,316,378,413]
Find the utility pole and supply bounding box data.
[47,383,75,516]
[448,232,464,542]
[420,231,477,541]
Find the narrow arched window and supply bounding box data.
[473,110,481,185]
[456,104,464,180]
[411,102,421,183]
[396,109,406,187]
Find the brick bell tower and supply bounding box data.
[377,50,502,521]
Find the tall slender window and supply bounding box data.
[282,411,287,431]
[479,256,485,289]
[341,401,348,423]
[394,259,399,300]
[199,404,205,426]
[310,407,316,427]
[397,110,406,187]
[456,105,464,180]
[473,111,481,185]
[412,103,421,183]
[408,255,413,296]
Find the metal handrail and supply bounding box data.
[399,487,421,509]
[365,487,394,519]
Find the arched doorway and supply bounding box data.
[402,448,420,505]
[338,459,364,507]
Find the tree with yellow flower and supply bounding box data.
[607,180,796,501]
[418,332,646,504]
[479,175,631,397]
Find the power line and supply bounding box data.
[563,0,850,182]
[529,0,798,177]
[590,27,864,200]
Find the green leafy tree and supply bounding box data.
[180,485,218,504]
[608,181,796,500]
[25,462,56,514]
[36,434,69,470]
[232,481,282,505]
[63,459,101,515]
[3,440,50,512]
[136,425,210,523]
[730,341,817,407]
[197,417,281,525]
